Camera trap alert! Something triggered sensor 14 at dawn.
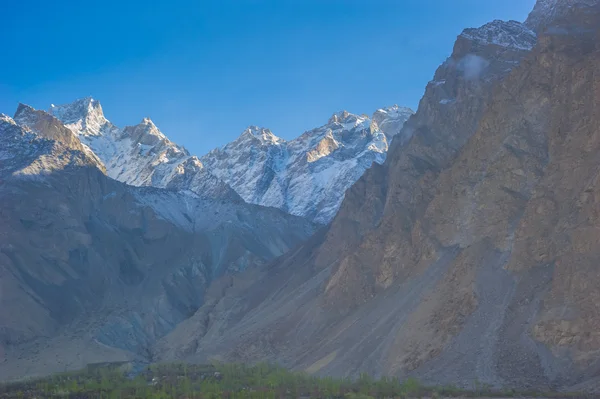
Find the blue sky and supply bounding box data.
[1,0,535,155]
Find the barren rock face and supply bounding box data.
[156,1,600,392]
[525,0,600,32]
[323,18,537,311]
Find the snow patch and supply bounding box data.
[461,20,536,51]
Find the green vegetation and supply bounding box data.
[0,362,590,398]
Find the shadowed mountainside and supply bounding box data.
[0,109,315,380]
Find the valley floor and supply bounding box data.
[0,363,591,399]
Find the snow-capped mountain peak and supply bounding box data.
[525,0,599,32]
[240,125,285,146]
[14,103,97,153]
[122,117,172,148]
[0,113,14,124]
[328,110,367,126]
[372,105,414,141]
[201,105,414,224]
[42,96,413,223]
[373,104,411,118]
[49,97,107,136]
[46,98,240,201]
[460,20,536,51]
[4,104,107,177]
[13,103,39,127]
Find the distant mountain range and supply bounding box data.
[46,97,413,224]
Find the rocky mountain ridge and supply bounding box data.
[49,97,413,224]
[153,0,600,392]
[48,98,242,202]
[200,106,414,224]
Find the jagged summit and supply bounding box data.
[201,105,412,224]
[140,116,155,126]
[6,104,107,175]
[123,117,169,144]
[0,113,14,123]
[373,104,412,115]
[14,103,35,118]
[49,97,107,136]
[328,110,363,125]
[47,98,239,201]
[372,105,414,141]
[14,103,89,149]
[459,20,536,51]
[525,0,600,32]
[39,95,412,223]
[239,125,285,145]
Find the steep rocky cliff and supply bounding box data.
[156,1,600,392]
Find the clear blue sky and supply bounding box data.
[1,0,535,156]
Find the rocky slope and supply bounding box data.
[0,108,315,380]
[155,0,600,392]
[200,107,414,224]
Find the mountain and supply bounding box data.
[155,0,600,392]
[0,107,315,380]
[525,0,599,31]
[4,0,599,391]
[48,98,241,202]
[372,105,415,143]
[200,107,413,224]
[49,97,412,224]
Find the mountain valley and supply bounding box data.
[1,0,600,394]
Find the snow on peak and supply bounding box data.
[0,113,47,176]
[13,103,92,150]
[201,104,411,224]
[4,104,107,176]
[46,97,238,201]
[141,117,156,127]
[372,105,414,141]
[49,97,107,136]
[460,20,537,51]
[14,103,36,121]
[14,103,79,145]
[306,132,340,163]
[0,113,16,126]
[17,95,412,223]
[123,117,169,145]
[240,126,285,145]
[325,111,373,134]
[328,110,366,125]
[525,0,600,31]
[328,110,350,124]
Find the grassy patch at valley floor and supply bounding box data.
[0,362,591,398]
